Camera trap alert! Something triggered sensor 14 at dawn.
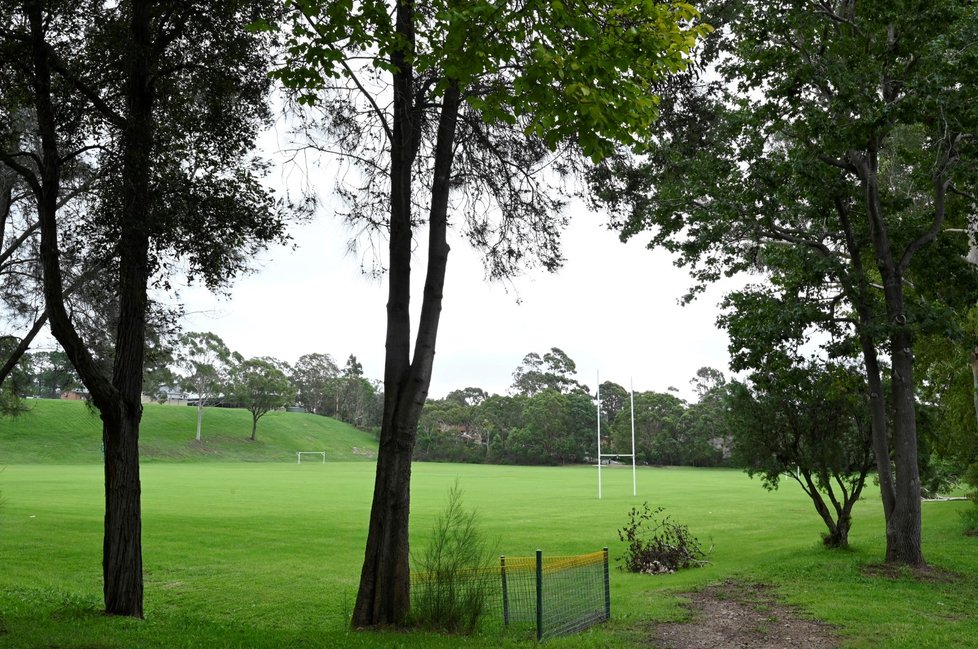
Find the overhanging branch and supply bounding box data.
[899,176,947,274]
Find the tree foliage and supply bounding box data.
[0,337,30,416]
[511,347,586,397]
[0,0,296,616]
[291,352,340,416]
[418,356,732,468]
[612,391,686,465]
[598,380,629,428]
[727,361,874,548]
[265,0,709,627]
[174,332,235,442]
[231,357,296,441]
[444,386,489,408]
[591,0,978,566]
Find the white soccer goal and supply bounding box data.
[296,451,326,464]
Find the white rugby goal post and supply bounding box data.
[296,451,326,464]
[596,372,637,499]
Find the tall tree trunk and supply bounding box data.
[351,0,418,626]
[100,0,155,616]
[837,195,898,546]
[965,237,978,431]
[351,52,462,625]
[855,149,925,566]
[881,283,924,565]
[27,1,153,618]
[101,405,144,616]
[0,168,12,238]
[24,0,150,616]
[858,330,899,531]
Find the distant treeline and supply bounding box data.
[415,349,733,467]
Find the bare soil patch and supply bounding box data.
[650,580,840,649]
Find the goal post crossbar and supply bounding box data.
[296,451,326,464]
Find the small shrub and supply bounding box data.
[960,504,978,535]
[411,480,495,634]
[617,502,710,574]
[960,461,978,534]
[920,456,961,499]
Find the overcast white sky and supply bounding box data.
[179,193,740,402]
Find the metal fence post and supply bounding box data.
[536,549,543,641]
[603,547,611,621]
[501,555,510,626]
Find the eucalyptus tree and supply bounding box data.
[0,0,293,617]
[612,390,687,465]
[511,348,586,397]
[592,0,978,566]
[291,352,340,416]
[478,393,525,462]
[334,353,376,426]
[444,386,489,408]
[268,0,709,626]
[514,388,593,465]
[598,381,629,428]
[27,349,78,398]
[175,332,235,442]
[230,356,296,441]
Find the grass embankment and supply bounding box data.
[0,461,977,648]
[0,398,377,463]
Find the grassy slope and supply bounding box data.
[0,462,977,648]
[0,398,378,463]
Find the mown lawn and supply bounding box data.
[0,462,976,648]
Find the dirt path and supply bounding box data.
[650,581,840,649]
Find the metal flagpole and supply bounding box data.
[630,377,637,497]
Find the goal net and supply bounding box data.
[296,451,326,464]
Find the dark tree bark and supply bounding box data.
[23,0,155,617]
[99,0,155,616]
[350,0,462,617]
[849,147,931,567]
[350,0,420,625]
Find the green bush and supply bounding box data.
[410,480,495,634]
[960,461,978,533]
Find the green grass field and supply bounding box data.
[1,402,978,647]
